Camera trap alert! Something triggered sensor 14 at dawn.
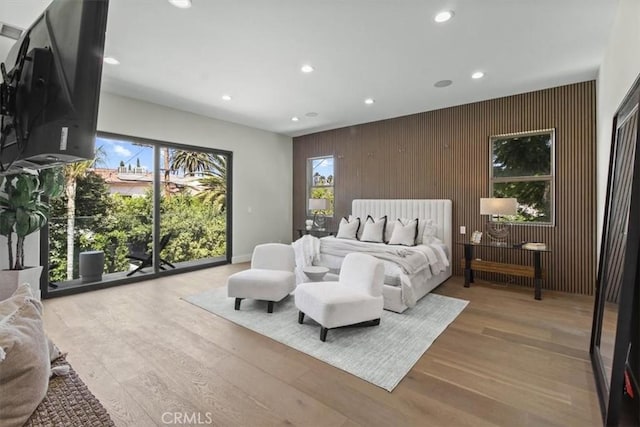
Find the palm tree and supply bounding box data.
[195,155,227,213]
[170,150,215,176]
[208,154,227,180]
[162,147,171,197]
[63,146,104,280]
[195,175,226,213]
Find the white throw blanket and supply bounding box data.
[291,235,320,284]
[410,244,449,275]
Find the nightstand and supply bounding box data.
[297,228,335,238]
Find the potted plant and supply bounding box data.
[0,168,63,299]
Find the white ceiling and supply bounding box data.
[0,0,619,137]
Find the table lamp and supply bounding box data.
[480,197,518,243]
[309,198,329,230]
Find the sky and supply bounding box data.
[98,137,332,177]
[312,157,333,178]
[97,136,154,170]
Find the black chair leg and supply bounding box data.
[234,298,242,310]
[126,263,146,277]
[298,311,305,324]
[160,258,176,269]
[320,327,328,342]
[267,301,274,313]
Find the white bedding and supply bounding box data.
[293,235,450,308]
[319,236,448,276]
[318,243,450,286]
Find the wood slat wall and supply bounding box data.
[293,81,597,295]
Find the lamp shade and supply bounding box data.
[309,198,328,210]
[480,198,517,216]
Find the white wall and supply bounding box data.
[0,182,40,271]
[97,92,293,263]
[0,231,40,271]
[596,0,640,255]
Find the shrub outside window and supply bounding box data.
[307,156,334,217]
[489,129,555,225]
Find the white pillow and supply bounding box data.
[384,219,396,242]
[422,221,439,244]
[348,215,364,240]
[336,217,360,240]
[399,218,437,244]
[0,284,50,427]
[388,218,418,246]
[360,215,387,243]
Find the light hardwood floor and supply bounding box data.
[43,265,602,427]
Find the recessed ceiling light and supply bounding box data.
[103,57,119,65]
[168,0,192,8]
[434,79,453,88]
[301,64,314,73]
[434,10,454,23]
[291,116,299,122]
[364,98,375,105]
[221,94,232,101]
[472,71,484,79]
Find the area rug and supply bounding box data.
[26,355,115,426]
[183,287,468,391]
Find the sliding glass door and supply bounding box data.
[158,146,228,268]
[44,133,231,295]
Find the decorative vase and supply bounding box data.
[0,266,44,301]
[305,219,313,230]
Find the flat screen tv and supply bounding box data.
[0,0,109,174]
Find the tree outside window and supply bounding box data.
[490,129,555,224]
[307,156,334,217]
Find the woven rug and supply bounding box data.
[25,355,115,427]
[184,287,468,391]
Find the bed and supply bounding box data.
[296,199,452,313]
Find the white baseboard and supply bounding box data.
[231,254,251,264]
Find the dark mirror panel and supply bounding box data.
[591,77,640,427]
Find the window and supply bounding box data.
[307,156,334,217]
[44,133,231,294]
[489,129,555,224]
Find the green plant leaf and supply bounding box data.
[15,208,46,237]
[39,168,64,198]
[11,174,38,207]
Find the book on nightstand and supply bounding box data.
[522,242,547,250]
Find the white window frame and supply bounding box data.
[306,155,334,217]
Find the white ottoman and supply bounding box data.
[295,253,384,341]
[227,243,296,313]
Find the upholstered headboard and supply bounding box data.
[352,199,453,252]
